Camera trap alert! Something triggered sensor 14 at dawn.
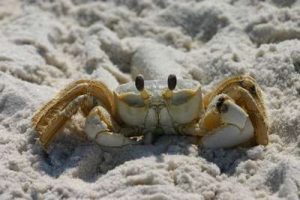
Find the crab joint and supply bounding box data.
[201,107,222,131]
[216,96,229,113]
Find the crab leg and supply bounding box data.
[85,106,139,147]
[32,80,116,149]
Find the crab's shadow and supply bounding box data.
[31,132,250,182]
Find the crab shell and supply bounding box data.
[113,79,202,134]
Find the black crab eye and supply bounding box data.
[135,74,144,91]
[168,74,177,90]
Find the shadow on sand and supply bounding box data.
[29,132,250,182]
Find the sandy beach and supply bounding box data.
[0,0,299,199]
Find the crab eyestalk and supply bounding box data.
[135,74,149,99]
[163,74,177,99]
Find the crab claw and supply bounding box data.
[201,94,254,148]
[218,95,249,130]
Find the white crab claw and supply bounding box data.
[201,94,254,148]
[220,98,248,130]
[202,119,254,148]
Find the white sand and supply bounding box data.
[0,0,300,199]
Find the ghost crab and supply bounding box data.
[32,74,269,149]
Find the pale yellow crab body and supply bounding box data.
[115,80,202,136]
[32,74,269,149]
